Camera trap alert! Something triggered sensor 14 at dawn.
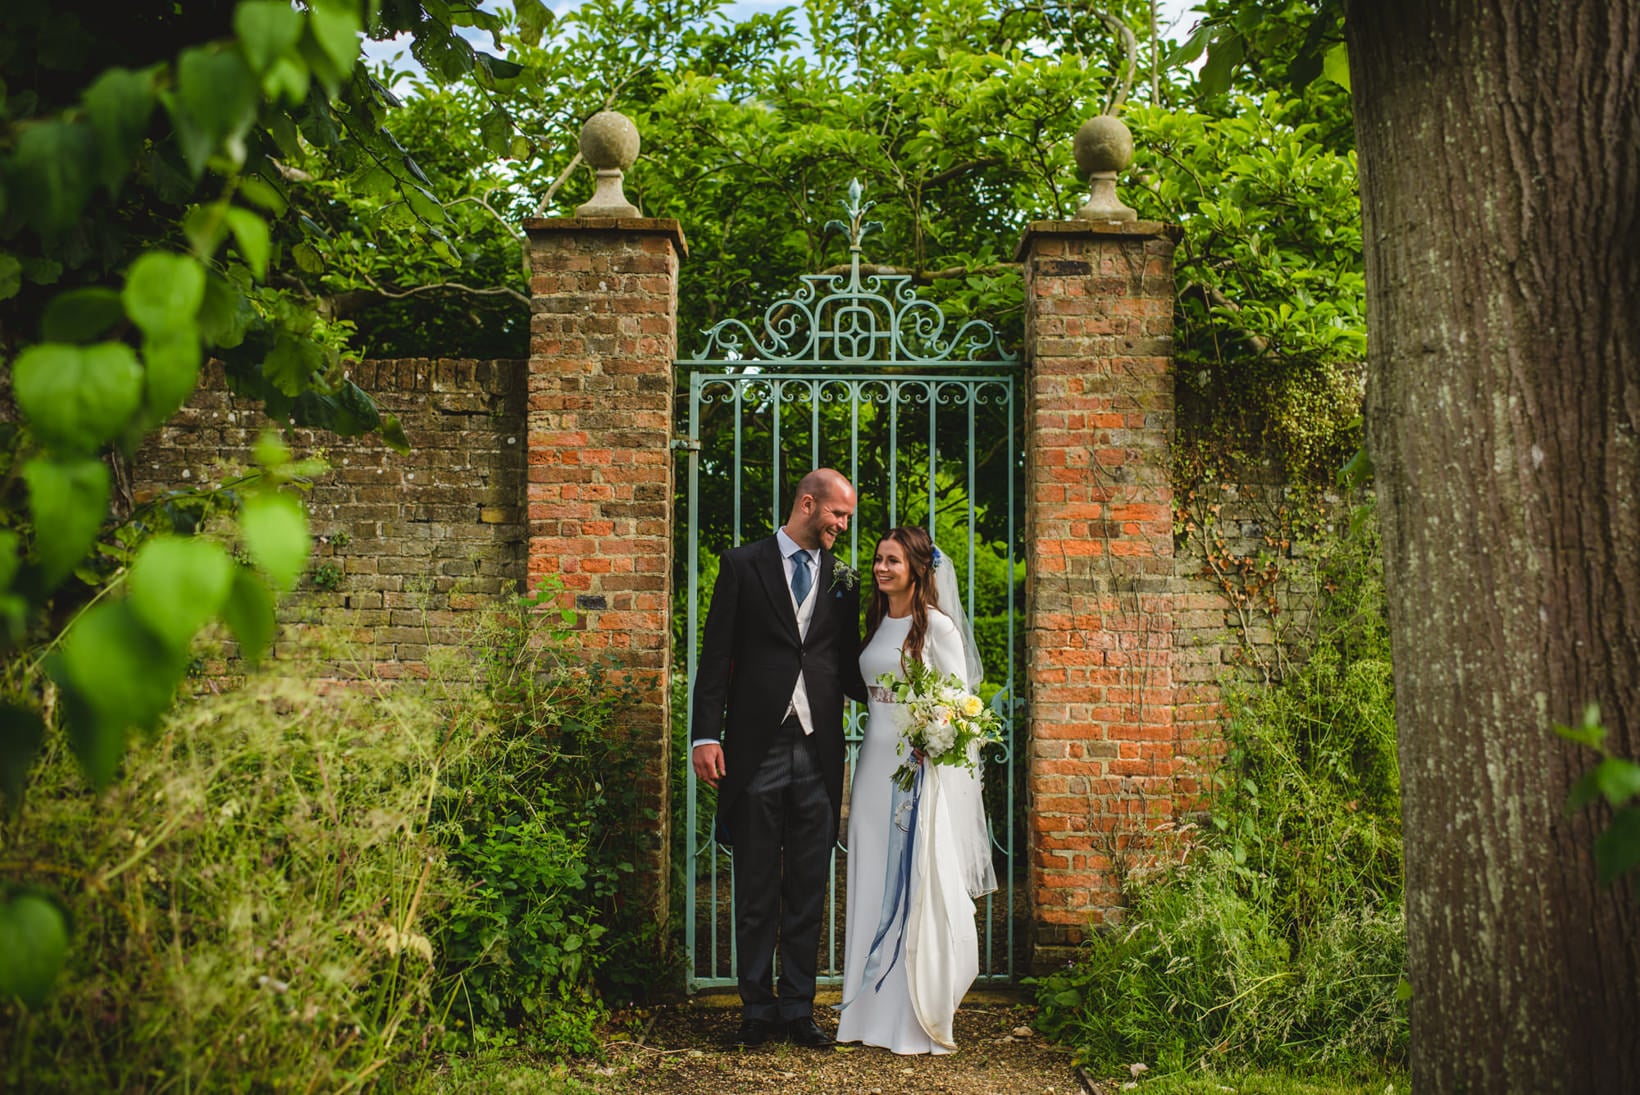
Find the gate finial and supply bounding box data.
[824,178,884,252]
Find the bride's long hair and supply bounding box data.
[864,526,940,671]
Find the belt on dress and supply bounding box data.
[867,684,901,704]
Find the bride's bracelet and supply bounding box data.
[867,684,900,704]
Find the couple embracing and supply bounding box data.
[691,467,996,1056]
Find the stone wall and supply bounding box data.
[132,358,528,679]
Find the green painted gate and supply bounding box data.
[679,185,1025,991]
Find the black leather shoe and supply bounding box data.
[724,1017,779,1048]
[785,1016,834,1048]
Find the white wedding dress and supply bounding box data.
[836,609,993,1054]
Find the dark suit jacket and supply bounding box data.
[692,536,867,834]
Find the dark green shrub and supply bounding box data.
[429,579,678,1053]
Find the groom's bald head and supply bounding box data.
[786,468,857,550]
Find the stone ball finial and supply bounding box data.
[1072,114,1138,223]
[579,110,640,170]
[574,110,641,218]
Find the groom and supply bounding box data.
[691,467,867,1048]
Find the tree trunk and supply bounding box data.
[1344,2,1640,1090]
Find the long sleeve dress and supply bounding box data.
[836,608,991,1054]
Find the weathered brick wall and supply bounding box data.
[132,357,527,678]
[1017,220,1191,970]
[523,216,687,925]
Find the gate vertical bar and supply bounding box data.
[685,373,702,990]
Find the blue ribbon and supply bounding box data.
[839,763,922,1011]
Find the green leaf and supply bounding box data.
[479,104,513,156]
[220,565,277,667]
[0,531,20,593]
[173,46,260,175]
[508,134,534,162]
[406,184,446,224]
[1567,769,1603,814]
[141,324,203,424]
[13,343,144,453]
[50,600,184,783]
[23,457,110,590]
[123,251,205,334]
[253,431,292,470]
[0,254,20,302]
[1595,758,1640,808]
[182,204,230,257]
[127,535,233,651]
[1321,42,1352,92]
[308,0,364,78]
[239,174,289,217]
[235,0,305,73]
[240,491,310,592]
[1199,31,1244,98]
[0,704,47,814]
[263,334,323,396]
[1167,22,1211,68]
[1337,445,1373,490]
[198,273,253,349]
[82,66,157,195]
[9,120,98,233]
[263,54,311,105]
[1594,807,1640,886]
[380,413,410,455]
[1555,717,1606,751]
[474,52,524,80]
[516,0,553,45]
[20,257,63,286]
[0,893,69,1009]
[41,287,124,343]
[223,207,271,279]
[291,241,324,274]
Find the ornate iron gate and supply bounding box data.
[680,185,1024,991]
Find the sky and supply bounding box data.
[362,1,1208,74]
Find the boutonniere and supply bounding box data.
[830,561,859,595]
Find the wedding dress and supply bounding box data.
[836,608,994,1054]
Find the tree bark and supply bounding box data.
[1344,2,1640,1090]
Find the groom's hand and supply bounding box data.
[692,742,726,787]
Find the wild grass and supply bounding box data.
[1,581,662,1092]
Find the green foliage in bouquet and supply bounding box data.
[879,660,1002,792]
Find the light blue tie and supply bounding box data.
[789,549,812,605]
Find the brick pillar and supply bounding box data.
[1017,219,1180,971]
[523,216,687,926]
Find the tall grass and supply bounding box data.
[3,673,456,1091]
[1034,506,1406,1076]
[1,582,653,1092]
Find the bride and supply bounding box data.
[836,526,996,1054]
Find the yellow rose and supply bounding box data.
[961,695,983,718]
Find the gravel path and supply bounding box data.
[579,995,1100,1095]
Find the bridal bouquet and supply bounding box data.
[878,660,1002,792]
